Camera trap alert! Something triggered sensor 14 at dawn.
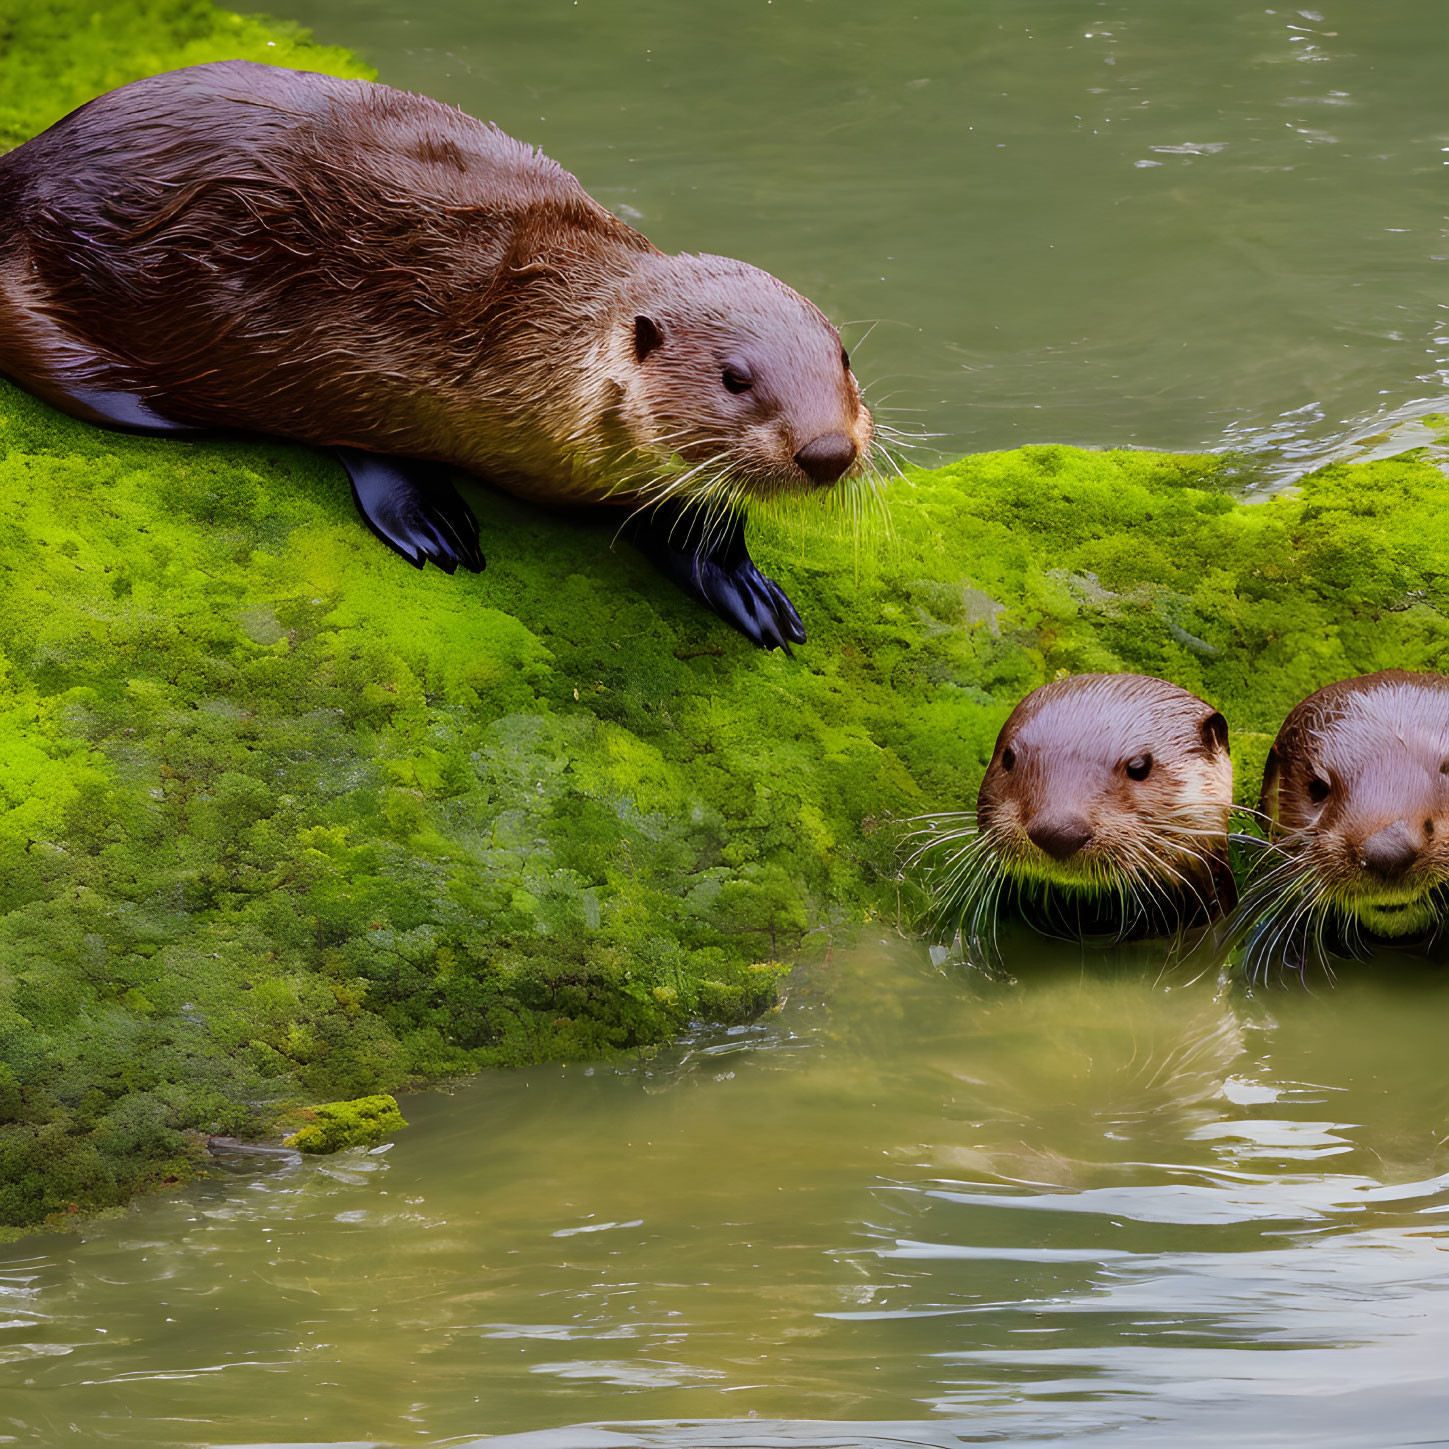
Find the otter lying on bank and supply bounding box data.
[0,61,878,651]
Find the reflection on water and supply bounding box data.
[3,938,1448,1446]
[281,0,1449,480]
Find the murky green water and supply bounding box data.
[5,4,1449,1444]
[282,0,1448,479]
[4,939,1449,1446]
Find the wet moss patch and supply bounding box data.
[284,1094,407,1154]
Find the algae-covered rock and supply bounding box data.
[5,0,1449,1231]
[283,1094,407,1154]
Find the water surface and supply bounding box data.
[283,0,1449,479]
[4,938,1449,1446]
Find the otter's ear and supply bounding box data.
[634,315,664,362]
[1200,711,1229,755]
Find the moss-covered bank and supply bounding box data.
[8,375,1449,1227]
[5,0,1449,1231]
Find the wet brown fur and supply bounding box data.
[0,61,871,509]
[1258,670,1449,936]
[977,673,1236,920]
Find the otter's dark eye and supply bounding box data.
[1307,775,1331,805]
[1125,754,1153,782]
[1001,746,1016,772]
[722,365,754,395]
[1441,760,1449,776]
[841,348,852,372]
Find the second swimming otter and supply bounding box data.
[1229,670,1449,977]
[0,61,877,650]
[910,673,1236,952]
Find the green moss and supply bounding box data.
[6,0,1449,1232]
[7,377,1448,1230]
[283,1093,407,1154]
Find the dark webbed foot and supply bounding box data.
[625,502,805,653]
[337,448,484,574]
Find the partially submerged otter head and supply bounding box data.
[1237,671,1449,969]
[615,254,874,508]
[909,674,1235,953]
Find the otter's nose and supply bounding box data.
[1028,816,1094,862]
[1358,820,1420,880]
[794,432,857,486]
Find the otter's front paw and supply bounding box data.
[337,448,485,575]
[625,503,805,653]
[690,553,806,654]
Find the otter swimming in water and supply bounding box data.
[908,673,1236,954]
[0,61,877,650]
[1227,670,1449,979]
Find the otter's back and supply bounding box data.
[5,60,591,222]
[0,60,647,441]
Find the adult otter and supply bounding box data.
[1230,670,1449,978]
[0,61,876,650]
[909,674,1236,952]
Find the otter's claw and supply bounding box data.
[626,503,806,653]
[337,448,485,574]
[696,556,806,654]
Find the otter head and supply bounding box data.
[1258,670,1449,940]
[618,254,873,501]
[968,674,1234,938]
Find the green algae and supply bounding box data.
[5,0,1449,1231]
[283,1094,407,1154]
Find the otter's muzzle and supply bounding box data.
[794,433,857,485]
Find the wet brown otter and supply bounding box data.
[1232,670,1449,975]
[910,673,1235,950]
[0,61,876,649]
